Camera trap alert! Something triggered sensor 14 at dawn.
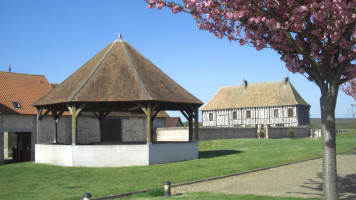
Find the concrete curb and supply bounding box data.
[92,151,352,199]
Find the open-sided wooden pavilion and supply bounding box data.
[33,34,203,167]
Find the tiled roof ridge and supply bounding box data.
[224,80,283,88]
[0,71,46,77]
[68,41,117,101]
[121,41,153,100]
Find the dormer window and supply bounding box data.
[12,102,22,109]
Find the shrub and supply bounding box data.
[288,129,295,139]
[259,129,265,138]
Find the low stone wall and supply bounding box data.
[156,127,257,141]
[149,142,198,164]
[199,127,257,140]
[156,127,189,141]
[35,142,198,167]
[267,126,309,139]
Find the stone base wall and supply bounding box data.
[266,126,310,139]
[199,127,257,140]
[35,142,198,167]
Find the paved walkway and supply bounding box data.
[172,155,356,199]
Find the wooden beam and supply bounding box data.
[71,105,78,145]
[135,102,148,115]
[67,103,88,145]
[94,111,111,142]
[43,109,51,117]
[36,108,43,144]
[194,106,199,141]
[180,110,189,121]
[51,110,58,144]
[146,102,152,144]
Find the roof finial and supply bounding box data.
[117,33,123,42]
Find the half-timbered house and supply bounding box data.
[201,78,310,129]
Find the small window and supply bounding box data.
[274,109,279,118]
[288,108,294,117]
[233,111,237,119]
[246,110,251,118]
[209,113,213,121]
[11,102,22,109]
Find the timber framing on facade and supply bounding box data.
[32,34,203,145]
[201,78,310,128]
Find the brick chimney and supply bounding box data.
[243,79,248,89]
[284,77,289,84]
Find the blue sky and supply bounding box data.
[0,0,354,119]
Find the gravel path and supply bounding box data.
[172,155,356,199]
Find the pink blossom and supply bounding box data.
[146,0,356,99]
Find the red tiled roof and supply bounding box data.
[166,117,183,127]
[0,71,53,115]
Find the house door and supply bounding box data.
[14,132,32,162]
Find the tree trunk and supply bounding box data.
[320,83,339,200]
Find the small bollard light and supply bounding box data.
[354,148,356,154]
[164,181,171,197]
[83,192,92,200]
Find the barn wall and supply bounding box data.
[0,114,38,161]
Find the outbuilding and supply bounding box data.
[33,35,203,167]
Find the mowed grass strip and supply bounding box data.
[0,130,355,200]
[120,191,323,200]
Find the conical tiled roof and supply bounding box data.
[201,79,309,111]
[33,36,202,107]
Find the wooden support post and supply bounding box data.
[50,110,64,144]
[194,106,199,141]
[146,102,152,144]
[69,105,77,145]
[94,112,110,142]
[180,109,193,142]
[136,102,155,144]
[68,103,87,145]
[51,110,58,144]
[36,108,43,144]
[189,115,193,141]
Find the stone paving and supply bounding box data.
[172,155,356,199]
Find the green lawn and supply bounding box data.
[1,130,355,200]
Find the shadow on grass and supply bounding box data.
[199,150,244,159]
